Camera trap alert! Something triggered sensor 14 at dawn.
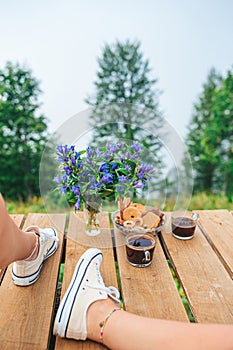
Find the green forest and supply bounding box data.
[0,40,233,211]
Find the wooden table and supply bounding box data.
[0,210,233,349]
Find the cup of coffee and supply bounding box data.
[171,210,196,240]
[125,234,156,267]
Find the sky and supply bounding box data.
[1,0,233,140]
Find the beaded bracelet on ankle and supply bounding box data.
[99,307,122,344]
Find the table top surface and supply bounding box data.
[56,209,233,350]
[0,209,233,350]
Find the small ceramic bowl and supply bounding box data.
[111,211,166,236]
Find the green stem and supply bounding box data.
[86,207,100,232]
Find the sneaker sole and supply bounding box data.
[12,228,59,286]
[53,248,102,338]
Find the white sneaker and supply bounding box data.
[53,248,120,340]
[12,226,59,286]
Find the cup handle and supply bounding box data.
[143,250,151,262]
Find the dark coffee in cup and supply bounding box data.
[172,217,196,240]
[125,234,156,267]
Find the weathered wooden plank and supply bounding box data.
[0,214,25,284]
[0,213,66,350]
[10,214,25,227]
[55,212,118,350]
[195,210,233,278]
[114,227,189,322]
[160,213,233,324]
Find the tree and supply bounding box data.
[186,68,222,192]
[187,67,233,199]
[86,40,164,194]
[210,69,233,199]
[0,62,49,200]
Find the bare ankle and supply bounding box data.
[86,298,118,342]
[24,232,40,261]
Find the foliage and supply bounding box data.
[159,192,233,211]
[0,61,48,200]
[59,263,64,283]
[85,40,164,190]
[55,142,154,210]
[86,39,160,109]
[187,67,233,199]
[6,196,46,214]
[187,68,221,192]
[211,69,233,199]
[6,192,232,215]
[188,192,233,210]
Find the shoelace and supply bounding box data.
[84,283,120,304]
[41,229,59,244]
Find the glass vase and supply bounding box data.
[83,202,102,236]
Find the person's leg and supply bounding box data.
[0,193,38,269]
[54,248,233,350]
[0,193,59,287]
[87,298,233,350]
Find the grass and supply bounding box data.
[6,196,47,214]
[168,260,195,322]
[6,192,233,214]
[188,192,233,210]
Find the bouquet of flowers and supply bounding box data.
[55,141,154,212]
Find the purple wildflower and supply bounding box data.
[54,176,62,184]
[63,166,71,175]
[139,163,154,173]
[117,142,123,148]
[131,153,139,160]
[125,151,130,159]
[56,145,69,155]
[101,173,114,184]
[86,158,94,165]
[133,181,145,189]
[131,142,142,152]
[74,199,81,210]
[68,145,75,152]
[115,185,124,193]
[104,152,111,160]
[94,182,102,189]
[56,145,63,153]
[78,160,83,169]
[107,143,118,153]
[111,162,118,170]
[58,156,68,163]
[86,146,94,157]
[60,186,67,194]
[55,142,153,208]
[90,182,102,190]
[72,185,80,195]
[137,172,145,180]
[95,148,102,158]
[118,175,128,183]
[99,163,109,172]
[71,156,76,165]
